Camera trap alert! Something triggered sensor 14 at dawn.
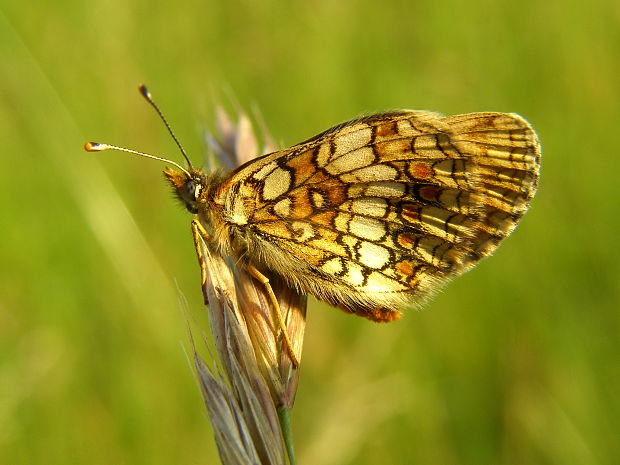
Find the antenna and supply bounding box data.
[84,142,191,177]
[138,84,193,170]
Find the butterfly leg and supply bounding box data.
[191,219,211,305]
[192,219,299,368]
[246,263,300,369]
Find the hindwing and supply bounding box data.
[216,111,540,317]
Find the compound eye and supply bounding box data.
[183,179,196,201]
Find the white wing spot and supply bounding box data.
[349,215,386,241]
[333,127,372,157]
[363,182,406,198]
[263,167,292,200]
[229,197,249,225]
[351,198,388,217]
[396,119,415,135]
[344,263,365,286]
[364,272,406,291]
[326,147,375,175]
[316,143,332,168]
[321,257,344,275]
[334,212,351,233]
[357,241,390,269]
[311,191,325,208]
[340,164,398,182]
[253,161,278,180]
[273,198,292,217]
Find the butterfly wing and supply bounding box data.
[218,111,540,320]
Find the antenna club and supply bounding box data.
[84,142,107,152]
[138,84,151,99]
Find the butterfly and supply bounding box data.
[86,86,541,366]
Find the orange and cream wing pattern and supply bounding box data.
[218,111,540,320]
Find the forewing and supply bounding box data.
[225,111,540,301]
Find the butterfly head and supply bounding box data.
[164,167,207,214]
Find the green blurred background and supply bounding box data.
[1,1,618,464]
